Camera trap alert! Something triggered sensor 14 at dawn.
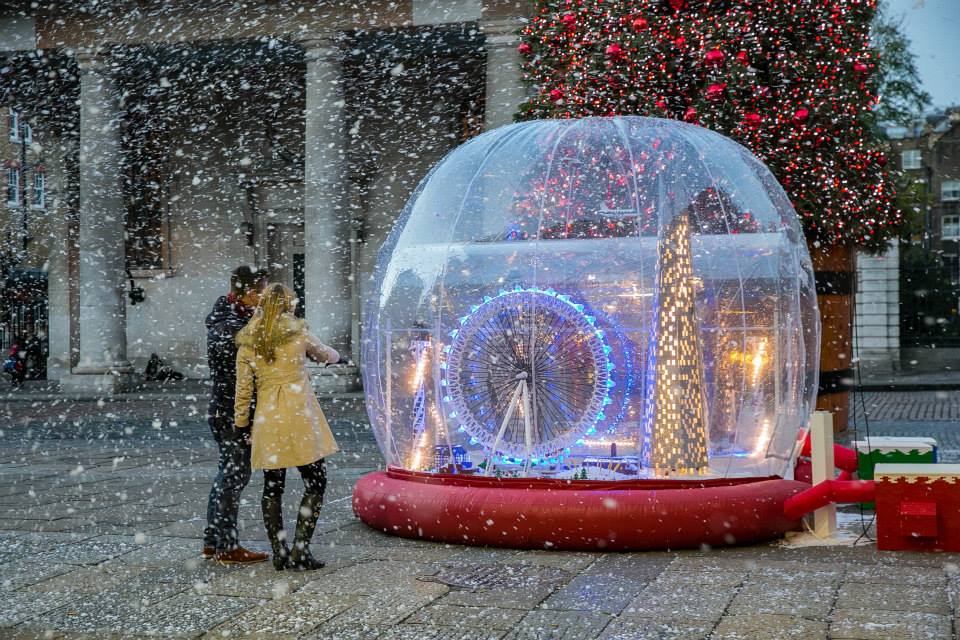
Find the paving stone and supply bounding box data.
[749,560,845,585]
[379,625,505,640]
[623,584,733,622]
[326,589,446,627]
[211,590,360,636]
[405,604,526,630]
[503,609,613,640]
[425,563,570,592]
[136,593,259,635]
[829,608,951,640]
[652,567,747,589]
[24,561,145,595]
[844,563,947,588]
[0,557,75,591]
[33,536,138,566]
[203,560,316,599]
[597,615,712,640]
[109,536,202,565]
[301,621,386,639]
[0,590,82,628]
[514,550,600,572]
[31,593,155,633]
[437,585,552,610]
[711,613,828,639]
[727,579,836,620]
[668,556,758,573]
[541,573,643,614]
[835,581,950,615]
[302,560,443,597]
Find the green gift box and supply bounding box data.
[853,437,938,508]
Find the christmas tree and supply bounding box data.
[516,0,899,251]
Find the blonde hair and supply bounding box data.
[250,283,298,363]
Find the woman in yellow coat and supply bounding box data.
[234,283,341,571]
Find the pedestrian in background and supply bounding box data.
[202,266,270,565]
[234,283,342,571]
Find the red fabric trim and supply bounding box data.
[386,466,780,491]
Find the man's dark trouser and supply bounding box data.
[203,412,252,551]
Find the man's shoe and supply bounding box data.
[202,546,216,559]
[215,546,269,565]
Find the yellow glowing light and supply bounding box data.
[753,418,772,457]
[410,346,430,393]
[750,339,768,386]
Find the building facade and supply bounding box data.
[0,0,531,392]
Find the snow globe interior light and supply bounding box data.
[361,116,819,483]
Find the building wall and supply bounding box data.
[854,244,900,373]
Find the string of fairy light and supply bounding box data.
[516,0,900,251]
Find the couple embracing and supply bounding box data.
[203,266,343,571]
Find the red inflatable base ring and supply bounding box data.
[352,468,809,551]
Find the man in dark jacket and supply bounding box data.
[202,265,269,564]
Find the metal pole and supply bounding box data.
[20,116,28,251]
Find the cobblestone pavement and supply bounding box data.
[1,394,960,639]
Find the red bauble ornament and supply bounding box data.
[561,13,576,29]
[853,61,869,73]
[606,43,625,59]
[743,113,762,127]
[706,83,727,101]
[632,16,648,31]
[736,51,749,65]
[656,99,667,109]
[877,154,888,167]
[549,88,564,102]
[517,42,532,55]
[674,35,686,48]
[705,49,725,67]
[684,107,697,122]
[793,107,810,124]
[669,0,686,10]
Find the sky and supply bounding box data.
[885,0,960,110]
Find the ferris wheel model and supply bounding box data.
[441,286,614,472]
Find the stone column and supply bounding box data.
[301,35,356,390]
[44,137,73,381]
[60,49,134,394]
[480,17,527,130]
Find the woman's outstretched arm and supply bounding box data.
[305,332,340,365]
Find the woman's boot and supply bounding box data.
[289,493,325,571]
[261,496,289,571]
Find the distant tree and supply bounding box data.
[871,0,931,128]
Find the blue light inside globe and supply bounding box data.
[361,116,819,480]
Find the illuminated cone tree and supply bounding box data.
[643,210,709,475]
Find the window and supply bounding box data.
[943,180,960,202]
[943,215,960,239]
[8,109,19,143]
[6,167,19,206]
[31,169,44,209]
[901,149,922,170]
[22,123,32,146]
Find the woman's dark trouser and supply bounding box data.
[203,413,252,551]
[262,459,327,501]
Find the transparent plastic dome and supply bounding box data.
[362,116,819,480]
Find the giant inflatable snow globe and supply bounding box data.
[353,117,820,550]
